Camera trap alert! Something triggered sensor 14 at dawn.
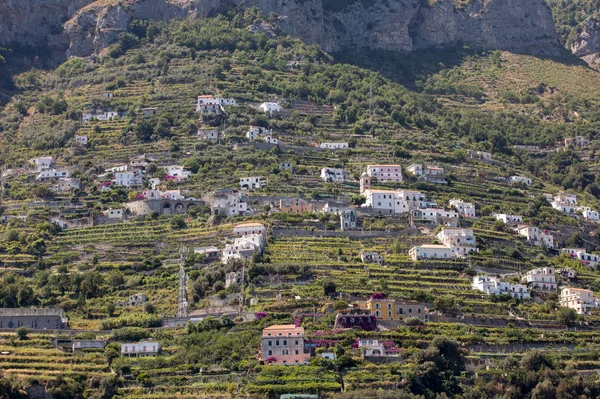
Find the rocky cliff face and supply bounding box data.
[0,0,560,61]
[571,13,600,65]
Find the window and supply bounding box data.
[283,340,287,346]
[268,341,272,346]
[295,350,299,355]
[295,340,299,345]
[268,350,272,356]
[276,340,279,346]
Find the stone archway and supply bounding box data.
[162,202,172,215]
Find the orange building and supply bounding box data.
[279,198,315,213]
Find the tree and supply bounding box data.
[565,232,584,248]
[323,280,336,296]
[557,307,577,326]
[170,215,187,230]
[106,303,116,317]
[16,327,28,340]
[333,300,349,311]
[350,195,366,206]
[531,379,557,399]
[135,121,155,142]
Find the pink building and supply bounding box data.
[261,325,311,365]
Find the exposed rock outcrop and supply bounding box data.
[0,0,561,62]
[571,13,600,65]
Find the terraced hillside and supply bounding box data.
[2,8,600,399]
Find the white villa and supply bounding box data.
[560,287,598,315]
[436,228,477,255]
[320,168,346,183]
[30,156,55,172]
[121,342,161,357]
[259,102,282,113]
[222,234,264,264]
[523,266,557,291]
[246,126,271,140]
[165,165,192,181]
[37,169,70,180]
[449,199,476,218]
[198,129,219,140]
[472,275,530,299]
[409,244,457,261]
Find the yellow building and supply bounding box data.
[361,298,428,321]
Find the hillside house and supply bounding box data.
[449,199,476,218]
[261,325,310,365]
[57,177,81,192]
[30,156,54,172]
[82,109,118,122]
[357,339,400,357]
[517,225,555,248]
[359,298,428,321]
[495,214,523,224]
[259,102,282,114]
[280,198,314,213]
[409,245,457,260]
[130,154,155,168]
[196,95,236,113]
[194,246,221,262]
[366,165,403,183]
[121,342,161,357]
[523,267,557,291]
[0,308,67,330]
[233,222,266,237]
[264,135,281,145]
[279,162,293,172]
[510,176,532,185]
[222,234,264,264]
[128,293,148,306]
[557,268,576,279]
[422,166,447,184]
[467,150,492,160]
[360,251,384,265]
[320,168,347,183]
[472,276,530,299]
[75,135,88,146]
[582,209,600,221]
[198,129,219,140]
[564,136,589,147]
[363,189,409,214]
[561,248,600,268]
[407,164,423,176]
[211,189,251,217]
[114,170,143,187]
[398,190,428,210]
[560,287,598,315]
[340,209,357,231]
[413,208,459,224]
[246,126,271,140]
[164,165,192,181]
[319,142,349,150]
[437,228,477,255]
[225,271,243,288]
[72,340,106,352]
[102,209,123,219]
[240,176,266,190]
[37,169,70,180]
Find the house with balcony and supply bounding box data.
[510,176,532,185]
[222,234,264,264]
[561,248,600,268]
[30,156,55,172]
[360,251,384,265]
[121,342,161,357]
[233,222,266,237]
[359,298,428,321]
[259,102,282,114]
[523,266,557,292]
[560,287,598,315]
[366,165,403,183]
[494,214,523,224]
[246,126,271,140]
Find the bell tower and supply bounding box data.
[360,172,371,194]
